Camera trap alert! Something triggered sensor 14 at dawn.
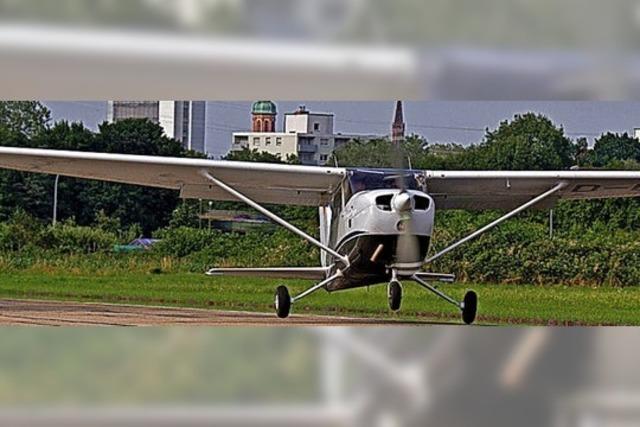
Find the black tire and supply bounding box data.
[462,290,478,325]
[274,285,291,318]
[388,281,402,312]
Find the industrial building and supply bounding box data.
[231,101,376,165]
[107,101,206,153]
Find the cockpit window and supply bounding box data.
[348,169,420,195]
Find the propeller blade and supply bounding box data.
[396,213,421,265]
[390,101,419,266]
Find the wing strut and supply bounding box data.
[201,170,349,266]
[424,181,568,265]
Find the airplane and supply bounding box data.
[0,146,639,324]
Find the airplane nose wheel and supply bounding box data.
[274,285,291,318]
[461,290,477,325]
[388,280,402,311]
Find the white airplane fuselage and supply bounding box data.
[325,188,435,291]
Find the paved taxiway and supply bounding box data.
[0,299,453,326]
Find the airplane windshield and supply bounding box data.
[348,169,419,194]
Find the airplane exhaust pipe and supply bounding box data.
[370,244,384,263]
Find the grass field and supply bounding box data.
[1,273,639,325]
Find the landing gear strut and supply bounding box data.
[411,274,478,325]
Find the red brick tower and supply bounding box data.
[251,100,277,132]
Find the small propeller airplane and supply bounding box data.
[1,146,639,324]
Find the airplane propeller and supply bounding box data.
[391,127,421,270]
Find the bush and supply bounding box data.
[38,220,119,253]
[153,227,319,272]
[430,212,640,286]
[0,209,43,251]
[0,208,639,287]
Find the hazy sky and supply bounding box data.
[44,101,640,158]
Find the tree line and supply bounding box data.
[0,102,205,234]
[2,103,640,285]
[331,113,640,231]
[2,103,640,234]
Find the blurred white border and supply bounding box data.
[0,24,420,99]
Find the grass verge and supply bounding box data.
[0,273,639,325]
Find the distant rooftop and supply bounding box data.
[285,105,333,116]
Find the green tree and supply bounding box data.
[0,118,194,234]
[93,118,184,156]
[463,113,575,170]
[331,135,427,168]
[574,137,590,167]
[0,101,50,138]
[77,119,188,234]
[94,209,122,235]
[224,147,287,163]
[0,108,61,221]
[557,133,640,231]
[414,142,468,170]
[331,138,393,168]
[2,208,42,252]
[589,132,640,167]
[169,201,201,229]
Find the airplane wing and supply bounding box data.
[1,147,639,210]
[424,170,640,210]
[0,147,346,206]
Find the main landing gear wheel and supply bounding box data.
[388,281,402,312]
[461,290,478,325]
[274,285,291,318]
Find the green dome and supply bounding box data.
[252,100,277,115]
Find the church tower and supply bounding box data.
[251,100,277,132]
[391,100,405,145]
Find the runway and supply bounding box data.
[0,299,446,326]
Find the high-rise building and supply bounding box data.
[107,101,206,153]
[391,100,405,146]
[159,101,206,153]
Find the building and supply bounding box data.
[251,100,277,132]
[159,101,206,153]
[232,101,375,165]
[107,101,206,153]
[107,101,159,122]
[391,100,405,146]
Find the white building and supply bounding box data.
[159,101,206,153]
[232,103,375,165]
[108,101,206,153]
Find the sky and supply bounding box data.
[44,101,640,158]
